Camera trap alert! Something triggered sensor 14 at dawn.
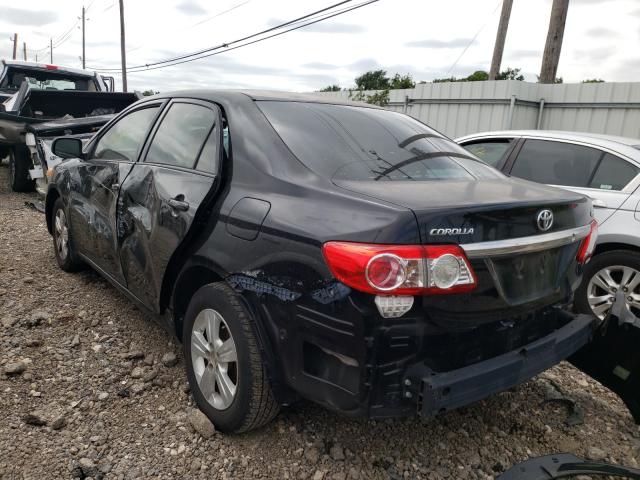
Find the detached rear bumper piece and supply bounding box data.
[497,453,640,479]
[405,313,597,417]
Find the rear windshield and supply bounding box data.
[0,67,95,91]
[257,101,502,181]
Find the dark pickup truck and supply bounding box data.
[0,60,139,192]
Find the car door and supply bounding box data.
[68,102,162,285]
[506,139,640,225]
[116,99,223,312]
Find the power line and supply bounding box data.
[126,0,253,54]
[445,1,501,76]
[91,0,375,73]
[95,0,352,71]
[127,1,378,74]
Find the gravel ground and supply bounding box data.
[0,161,639,480]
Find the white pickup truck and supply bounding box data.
[0,60,140,193]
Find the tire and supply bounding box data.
[575,249,640,322]
[51,197,83,272]
[183,282,279,433]
[8,145,35,192]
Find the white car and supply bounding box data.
[457,130,640,326]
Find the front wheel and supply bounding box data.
[183,283,279,433]
[51,198,83,272]
[575,250,640,323]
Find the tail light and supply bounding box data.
[322,242,476,296]
[577,219,598,263]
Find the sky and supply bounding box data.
[0,0,638,92]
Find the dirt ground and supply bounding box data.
[0,161,638,480]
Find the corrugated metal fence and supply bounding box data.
[313,81,640,140]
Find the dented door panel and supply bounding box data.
[69,159,134,284]
[118,165,215,310]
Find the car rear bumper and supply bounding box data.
[405,313,597,418]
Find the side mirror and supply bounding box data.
[52,137,84,159]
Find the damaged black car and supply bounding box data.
[44,91,639,433]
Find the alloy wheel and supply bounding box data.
[587,265,640,320]
[191,308,238,410]
[54,209,69,260]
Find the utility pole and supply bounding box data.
[489,0,513,80]
[119,0,128,92]
[23,42,27,61]
[50,38,53,63]
[12,33,18,60]
[539,0,569,83]
[82,6,86,69]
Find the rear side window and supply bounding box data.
[94,106,159,162]
[510,139,602,187]
[462,139,513,167]
[146,103,216,169]
[588,153,639,190]
[258,101,502,181]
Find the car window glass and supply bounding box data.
[94,106,159,161]
[258,101,503,181]
[195,126,220,174]
[463,140,512,167]
[510,139,602,187]
[146,103,215,169]
[589,153,639,190]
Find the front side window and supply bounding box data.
[94,106,159,162]
[146,103,216,169]
[258,101,502,182]
[589,153,639,190]
[462,139,513,167]
[510,139,602,187]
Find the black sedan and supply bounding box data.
[45,91,638,432]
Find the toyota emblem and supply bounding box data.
[536,209,554,231]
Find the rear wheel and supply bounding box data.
[183,283,279,433]
[51,198,83,272]
[575,250,640,323]
[8,145,35,192]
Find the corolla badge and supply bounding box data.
[429,227,475,235]
[536,209,554,231]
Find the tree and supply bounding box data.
[355,70,390,90]
[432,67,524,83]
[466,70,489,81]
[496,67,524,81]
[142,89,159,96]
[389,73,415,89]
[318,85,341,92]
[583,78,604,83]
[349,88,390,106]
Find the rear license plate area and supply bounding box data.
[487,247,567,305]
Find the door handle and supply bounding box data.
[168,197,190,212]
[592,199,607,209]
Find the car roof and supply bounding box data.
[456,129,640,160]
[154,89,378,108]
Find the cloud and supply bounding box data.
[302,62,339,70]
[508,49,542,59]
[574,46,617,63]
[2,7,57,26]
[405,38,472,49]
[266,18,365,34]
[176,1,207,15]
[585,27,621,38]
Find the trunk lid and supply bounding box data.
[335,176,592,311]
[334,177,592,244]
